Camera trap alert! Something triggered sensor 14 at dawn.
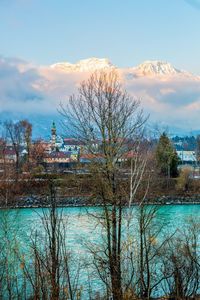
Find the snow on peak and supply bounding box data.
[77,57,113,71]
[133,60,186,76]
[51,57,113,72]
[50,58,194,79]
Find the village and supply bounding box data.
[0,121,199,176]
[0,121,143,175]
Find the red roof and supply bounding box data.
[122,151,136,159]
[3,149,16,156]
[63,139,85,146]
[45,151,71,159]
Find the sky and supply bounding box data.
[0,0,200,73]
[1,0,200,136]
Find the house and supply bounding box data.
[176,151,197,164]
[80,153,104,164]
[44,151,71,163]
[62,138,84,151]
[43,151,75,171]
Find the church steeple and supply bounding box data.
[51,121,57,151]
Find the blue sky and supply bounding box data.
[1,0,200,134]
[1,0,200,73]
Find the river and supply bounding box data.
[0,204,200,299]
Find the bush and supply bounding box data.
[176,167,191,191]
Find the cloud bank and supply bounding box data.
[1,55,200,133]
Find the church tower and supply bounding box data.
[51,121,57,151]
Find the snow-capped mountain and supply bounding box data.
[131,60,191,77]
[51,57,113,72]
[51,58,194,79]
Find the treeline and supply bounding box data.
[0,119,47,176]
[172,135,199,151]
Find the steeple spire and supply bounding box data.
[51,121,57,151]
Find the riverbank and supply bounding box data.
[1,194,200,209]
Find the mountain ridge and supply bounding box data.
[50,57,196,78]
[51,57,113,73]
[131,60,190,77]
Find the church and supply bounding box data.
[42,122,86,172]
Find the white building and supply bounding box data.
[176,151,197,164]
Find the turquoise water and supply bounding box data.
[4,204,200,233]
[1,205,200,265]
[5,204,199,249]
[0,205,200,298]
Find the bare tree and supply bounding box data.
[18,180,81,300]
[161,219,200,299]
[5,120,32,176]
[60,70,147,300]
[0,210,26,299]
[20,120,32,167]
[134,205,175,299]
[0,137,15,206]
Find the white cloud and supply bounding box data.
[1,55,200,133]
